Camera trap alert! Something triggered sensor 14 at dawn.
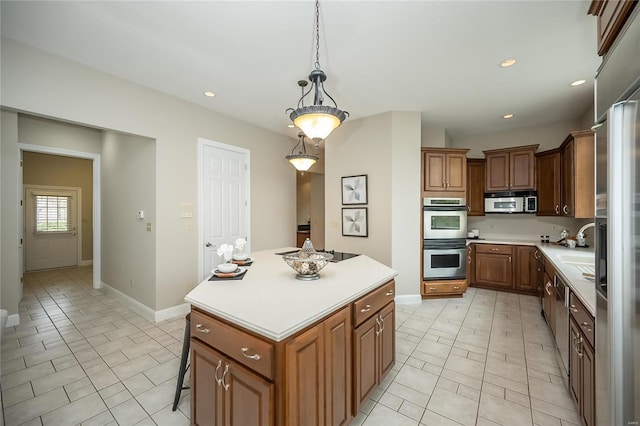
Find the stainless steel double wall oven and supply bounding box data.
[423,197,467,280]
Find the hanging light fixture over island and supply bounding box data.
[286,132,318,172]
[286,0,348,142]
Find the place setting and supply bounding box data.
[209,239,251,281]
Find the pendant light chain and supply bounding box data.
[314,0,321,70]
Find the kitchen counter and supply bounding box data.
[467,237,595,316]
[184,248,397,341]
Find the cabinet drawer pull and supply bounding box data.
[545,282,552,295]
[214,360,223,386]
[490,248,499,251]
[453,286,461,290]
[430,287,437,291]
[509,256,512,262]
[570,305,579,313]
[221,364,230,391]
[196,324,210,334]
[360,304,372,313]
[375,316,382,336]
[555,205,559,214]
[563,205,569,215]
[240,347,261,361]
[385,290,394,296]
[379,315,385,332]
[580,322,592,333]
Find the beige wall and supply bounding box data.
[310,173,325,249]
[421,126,449,147]
[326,111,422,297]
[23,151,94,262]
[101,131,156,308]
[1,38,296,315]
[1,110,20,315]
[296,173,311,224]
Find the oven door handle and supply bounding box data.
[424,206,467,212]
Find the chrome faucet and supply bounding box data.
[576,222,595,239]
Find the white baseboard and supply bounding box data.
[155,303,190,322]
[7,314,20,327]
[100,282,189,323]
[79,260,93,267]
[395,294,422,305]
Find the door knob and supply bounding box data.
[206,242,216,248]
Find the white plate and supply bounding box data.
[212,267,246,278]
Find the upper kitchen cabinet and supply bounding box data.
[483,145,538,192]
[589,0,638,56]
[560,131,595,218]
[422,148,470,197]
[536,149,562,216]
[466,159,485,216]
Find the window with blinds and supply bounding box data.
[35,195,72,232]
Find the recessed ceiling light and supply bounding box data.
[503,114,514,119]
[501,58,517,68]
[570,79,586,87]
[204,91,216,97]
[287,124,295,128]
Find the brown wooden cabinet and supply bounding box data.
[542,271,556,338]
[474,244,513,289]
[421,279,468,298]
[469,244,538,295]
[353,301,395,414]
[191,339,273,426]
[569,293,596,426]
[536,149,561,216]
[514,246,537,293]
[560,131,595,218]
[190,281,393,426]
[466,159,485,216]
[422,148,469,197]
[589,0,638,56]
[484,145,538,192]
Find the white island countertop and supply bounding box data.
[467,238,595,316]
[184,248,397,342]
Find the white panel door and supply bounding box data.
[25,187,79,271]
[202,144,248,277]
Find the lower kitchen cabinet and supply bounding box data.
[421,279,468,298]
[190,280,395,426]
[470,243,540,295]
[353,301,395,413]
[569,294,596,426]
[542,270,556,337]
[191,338,273,426]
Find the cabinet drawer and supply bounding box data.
[422,281,466,295]
[569,293,594,348]
[475,244,513,255]
[353,280,395,327]
[191,309,274,380]
[544,257,556,278]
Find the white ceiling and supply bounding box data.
[0,1,601,140]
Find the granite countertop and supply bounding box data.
[467,237,595,316]
[184,248,397,342]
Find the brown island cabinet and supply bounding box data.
[185,249,397,426]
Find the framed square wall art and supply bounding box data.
[341,175,368,205]
[342,207,368,237]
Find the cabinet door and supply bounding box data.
[324,307,352,426]
[569,319,581,403]
[352,314,378,413]
[536,151,561,215]
[378,303,395,380]
[581,340,595,426]
[510,149,536,190]
[223,358,274,426]
[446,153,467,192]
[285,322,325,426]
[475,253,512,288]
[514,246,537,292]
[561,140,575,216]
[485,152,510,192]
[191,339,224,426]
[543,273,556,337]
[423,151,447,192]
[466,159,485,216]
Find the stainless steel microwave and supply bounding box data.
[484,191,537,214]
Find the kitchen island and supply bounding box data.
[185,248,397,426]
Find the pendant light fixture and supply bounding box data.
[286,132,318,172]
[286,0,348,142]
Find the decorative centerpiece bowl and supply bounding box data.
[282,239,333,281]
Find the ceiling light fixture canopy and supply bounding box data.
[286,132,319,172]
[286,0,348,142]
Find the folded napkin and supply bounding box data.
[231,259,253,266]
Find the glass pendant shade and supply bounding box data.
[286,155,317,172]
[291,106,346,142]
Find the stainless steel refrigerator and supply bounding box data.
[594,8,640,425]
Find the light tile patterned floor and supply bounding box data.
[1,267,582,426]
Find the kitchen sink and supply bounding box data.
[555,253,595,276]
